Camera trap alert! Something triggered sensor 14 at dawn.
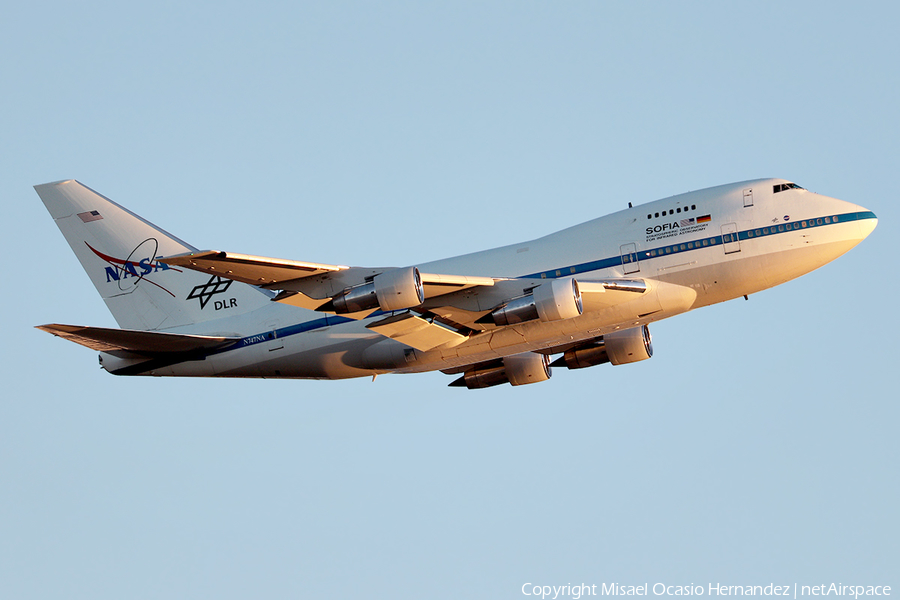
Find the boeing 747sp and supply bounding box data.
[35,179,876,388]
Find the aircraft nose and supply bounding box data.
[846,202,877,241]
[858,210,877,239]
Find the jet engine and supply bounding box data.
[489,278,583,326]
[552,325,653,369]
[449,352,552,389]
[331,266,425,313]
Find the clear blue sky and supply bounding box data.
[2,2,897,598]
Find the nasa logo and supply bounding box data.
[87,238,178,297]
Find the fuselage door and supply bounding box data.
[743,188,754,207]
[266,322,284,351]
[620,243,640,274]
[721,223,741,254]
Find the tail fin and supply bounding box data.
[35,180,271,331]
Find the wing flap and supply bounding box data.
[272,291,376,319]
[366,313,466,351]
[36,323,240,355]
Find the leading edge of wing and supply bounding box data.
[36,323,240,355]
[160,250,500,300]
[159,250,349,286]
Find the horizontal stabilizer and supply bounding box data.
[36,323,240,355]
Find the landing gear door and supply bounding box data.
[620,243,640,274]
[721,223,741,254]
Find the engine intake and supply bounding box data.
[605,324,653,365]
[332,267,424,314]
[489,278,583,326]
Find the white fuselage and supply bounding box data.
[109,179,876,380]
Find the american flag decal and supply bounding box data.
[680,218,695,227]
[77,210,103,223]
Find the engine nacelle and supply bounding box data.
[332,267,424,314]
[503,352,552,386]
[552,325,653,369]
[490,279,582,326]
[452,362,508,389]
[554,341,610,370]
[604,325,653,365]
[450,353,552,389]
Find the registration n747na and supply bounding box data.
[35,179,876,388]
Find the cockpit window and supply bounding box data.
[773,182,805,194]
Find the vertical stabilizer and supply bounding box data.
[35,180,271,331]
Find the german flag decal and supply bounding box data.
[697,214,712,223]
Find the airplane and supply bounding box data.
[35,178,877,389]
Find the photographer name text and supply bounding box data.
[521,583,892,600]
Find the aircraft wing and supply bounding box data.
[158,250,349,286]
[160,250,682,352]
[161,250,500,309]
[36,323,240,356]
